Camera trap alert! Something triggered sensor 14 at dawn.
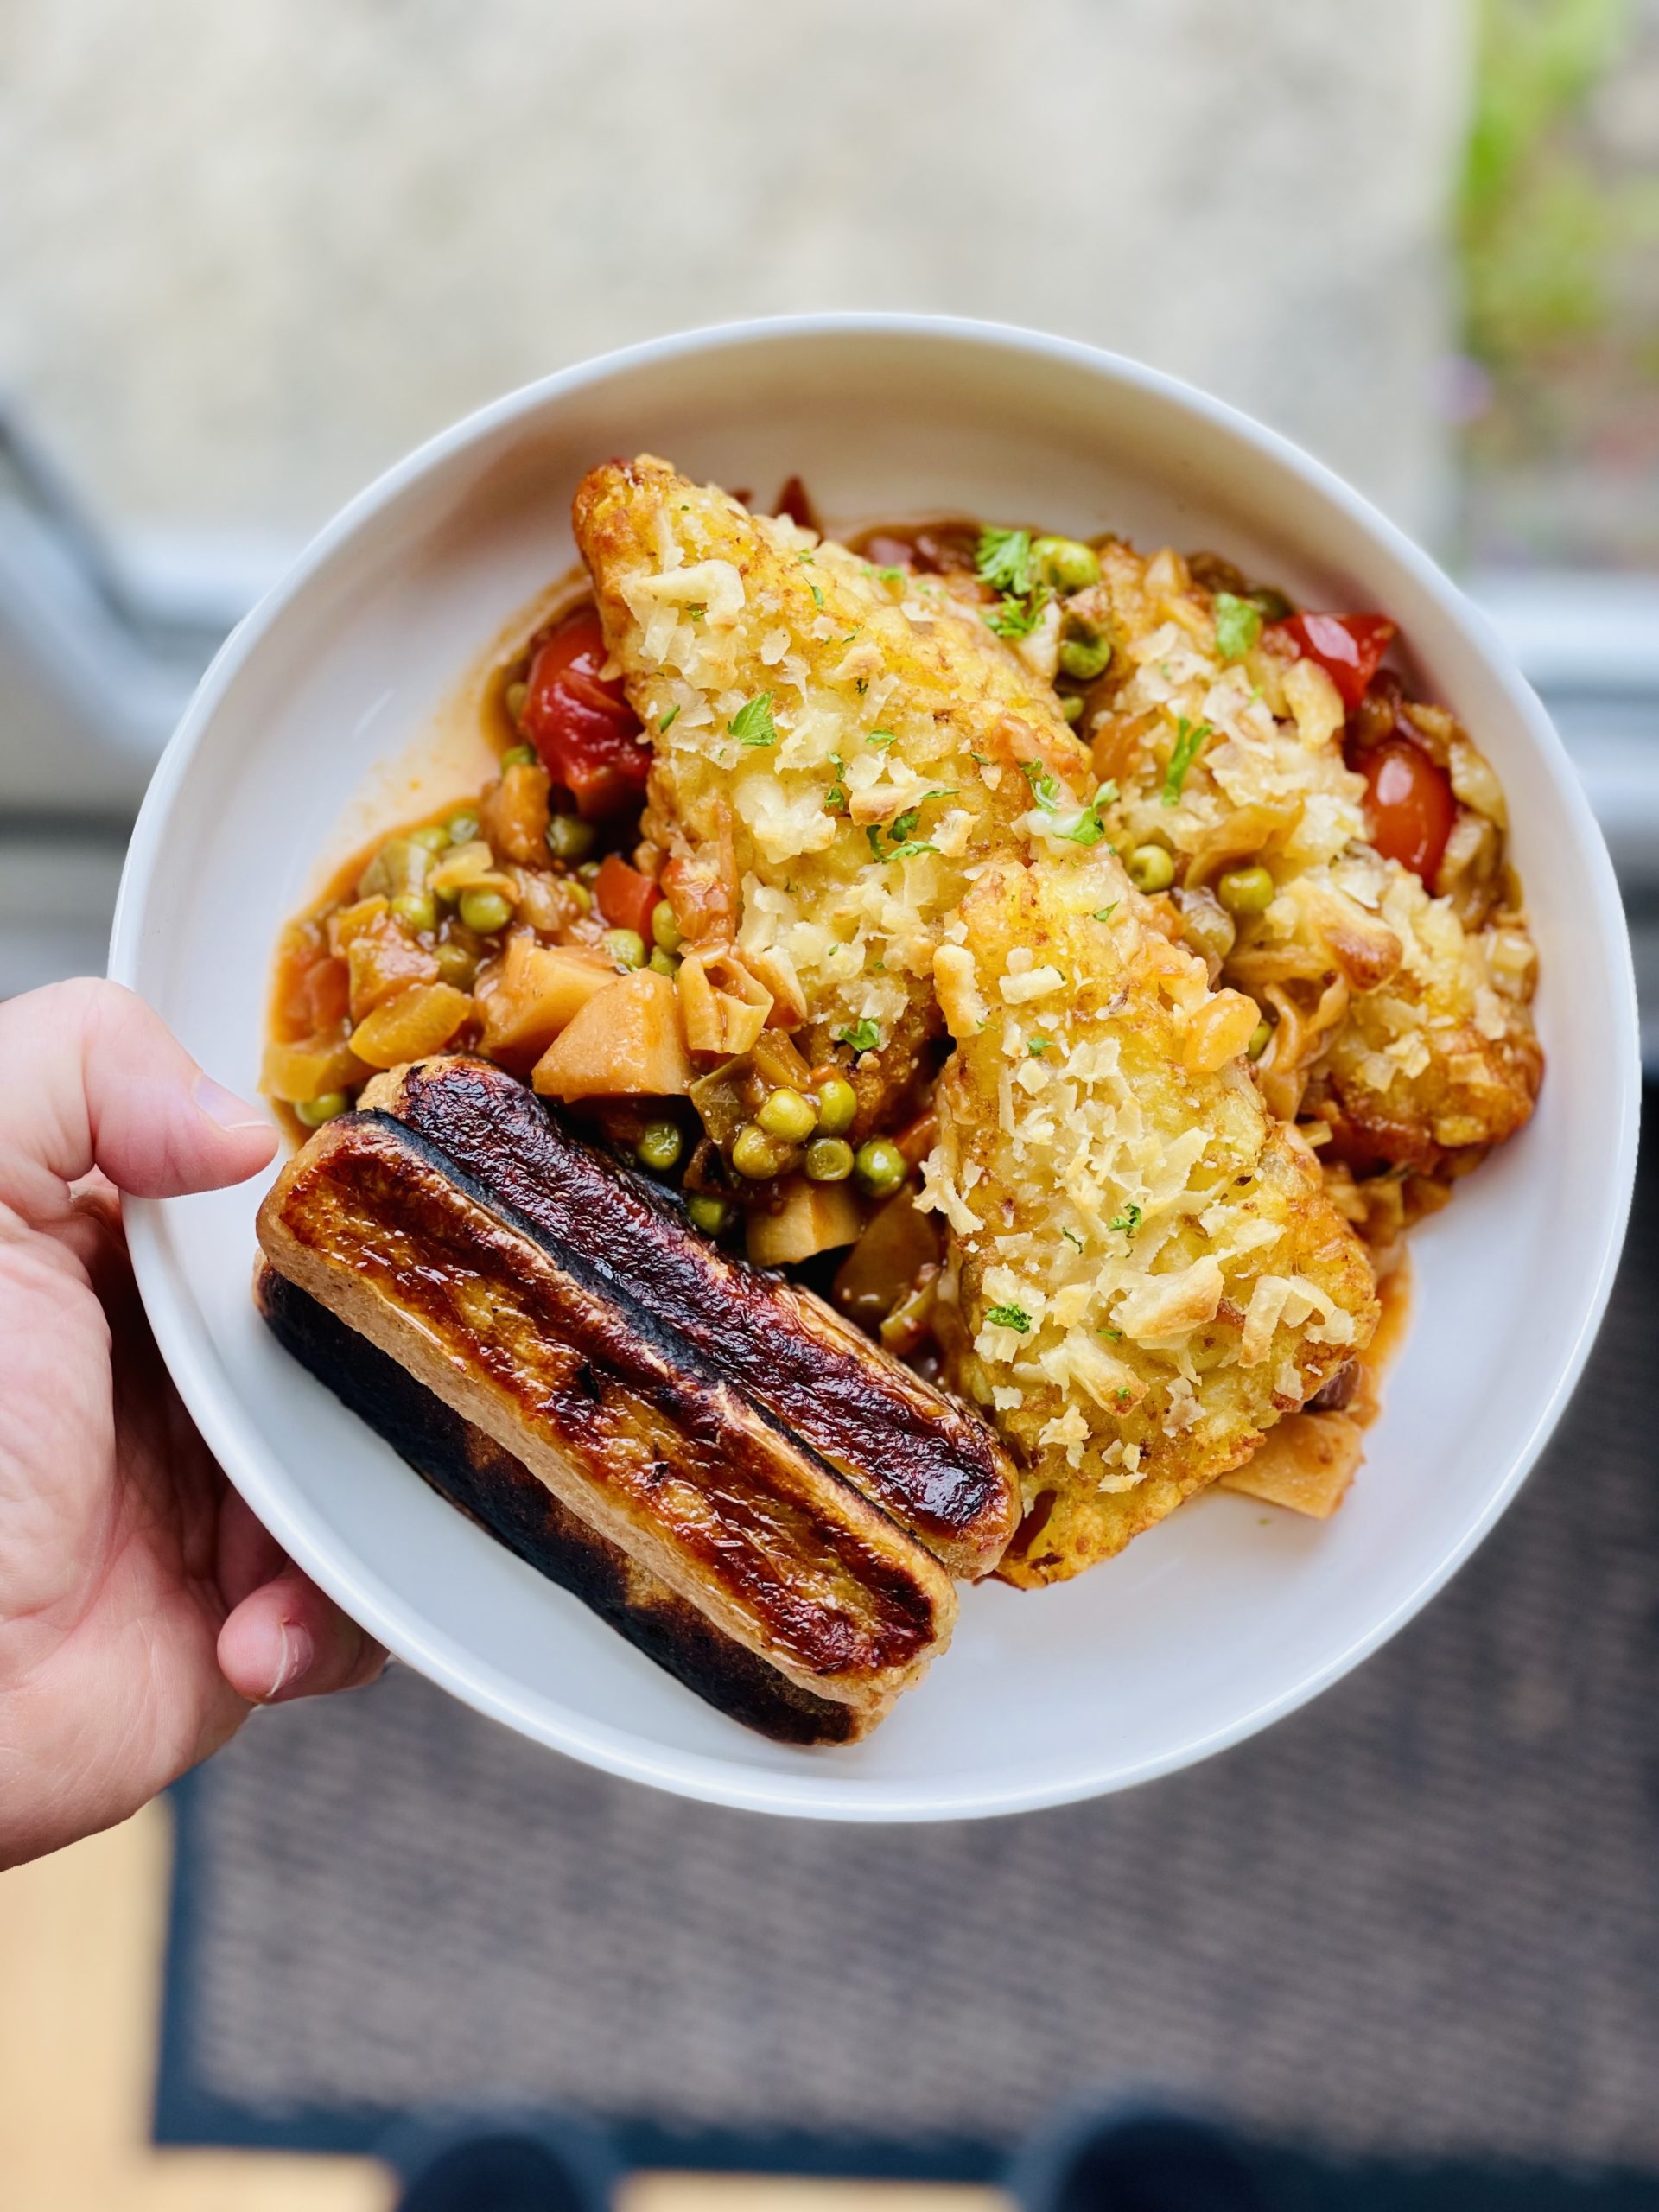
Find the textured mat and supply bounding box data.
[156,1141,1659,2180]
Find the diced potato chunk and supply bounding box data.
[475,936,615,1071]
[480,762,551,866]
[531,969,692,1102]
[1218,1410,1363,1518]
[746,1178,863,1267]
[346,912,440,1020]
[349,982,474,1069]
[261,1033,371,1105]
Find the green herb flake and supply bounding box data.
[1093,903,1119,924]
[876,565,906,585]
[658,705,680,734]
[728,693,778,747]
[867,728,899,749]
[810,583,825,610]
[986,1303,1032,1333]
[1115,1387,1133,1407]
[1061,1226,1084,1250]
[1162,717,1212,805]
[865,823,887,862]
[1027,1036,1052,1057]
[1212,591,1262,662]
[836,1018,881,1054]
[976,526,1035,596]
[1020,760,1062,810]
[888,840,938,860]
[824,755,848,814]
[1109,1203,1144,1236]
[888,806,921,843]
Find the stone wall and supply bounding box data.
[0,0,1470,544]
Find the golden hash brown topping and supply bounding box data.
[572,455,1096,1116]
[925,849,1379,1586]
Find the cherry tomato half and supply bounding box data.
[521,605,648,820]
[592,852,661,938]
[1358,737,1456,882]
[1277,612,1397,709]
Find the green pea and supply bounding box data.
[732,1123,789,1180]
[296,1091,351,1128]
[636,1122,683,1173]
[853,1137,906,1198]
[458,888,513,935]
[1060,693,1084,724]
[1248,1020,1273,1062]
[1217,862,1275,917]
[546,812,597,863]
[756,1086,817,1142]
[577,860,602,886]
[410,824,451,854]
[389,892,438,935]
[604,928,646,971]
[1033,535,1101,593]
[1058,632,1112,683]
[811,1073,858,1137]
[433,938,478,988]
[805,1136,855,1183]
[651,900,683,955]
[501,742,537,769]
[648,948,680,977]
[687,1193,732,1235]
[1126,843,1174,893]
[444,810,480,845]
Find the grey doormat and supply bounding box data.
[155,1136,1659,2181]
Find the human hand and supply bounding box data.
[0,980,385,1870]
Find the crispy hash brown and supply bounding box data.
[1082,540,1541,1173]
[925,850,1379,1586]
[572,456,1094,1121]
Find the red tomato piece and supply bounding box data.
[1359,737,1456,882]
[592,853,661,938]
[1277,612,1397,709]
[522,605,649,819]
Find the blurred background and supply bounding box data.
[2,2,1657,2209]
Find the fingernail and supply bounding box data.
[265,1618,315,1700]
[194,1072,270,1133]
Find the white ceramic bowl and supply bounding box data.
[111,315,1638,1821]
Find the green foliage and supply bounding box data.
[1459,0,1638,365]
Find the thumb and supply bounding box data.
[0,978,276,1221]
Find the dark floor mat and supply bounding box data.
[156,1135,1659,2182]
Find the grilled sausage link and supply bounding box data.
[257,1109,955,1717]
[363,1055,1019,1577]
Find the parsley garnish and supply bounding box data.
[658,705,679,734]
[810,583,825,609]
[867,728,899,749]
[729,694,777,747]
[986,1304,1032,1333]
[1115,1386,1133,1407]
[876,565,906,585]
[1162,717,1211,805]
[976,527,1035,595]
[1109,1203,1143,1236]
[976,525,1050,639]
[889,841,937,859]
[865,824,887,862]
[836,1019,881,1053]
[1028,1036,1051,1056]
[824,756,848,814]
[1020,760,1061,810]
[1213,591,1262,662]
[1093,902,1119,923]
[1062,1226,1084,1250]
[889,805,922,842]
[688,605,705,621]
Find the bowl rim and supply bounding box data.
[109,310,1641,1821]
